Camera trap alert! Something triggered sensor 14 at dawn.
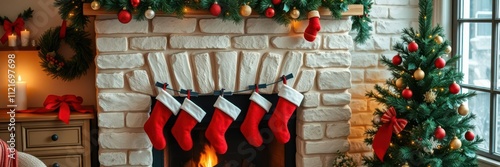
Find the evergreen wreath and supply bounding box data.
[37,26,93,81]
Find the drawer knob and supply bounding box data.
[52,163,60,167]
[51,134,59,141]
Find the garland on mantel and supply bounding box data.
[55,0,372,43]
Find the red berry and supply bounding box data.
[408,41,418,52]
[434,126,446,140]
[465,131,475,141]
[435,57,446,69]
[449,82,460,94]
[402,87,413,99]
[392,54,402,65]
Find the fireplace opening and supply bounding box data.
[151,94,296,167]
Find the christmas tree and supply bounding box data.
[362,0,483,166]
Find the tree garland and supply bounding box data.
[37,26,93,81]
[56,0,372,43]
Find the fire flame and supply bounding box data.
[198,144,218,167]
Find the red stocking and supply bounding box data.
[240,92,272,147]
[268,84,303,144]
[144,89,181,150]
[205,96,241,154]
[304,10,321,42]
[171,98,206,151]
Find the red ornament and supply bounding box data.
[402,87,413,99]
[392,54,402,65]
[210,2,221,16]
[465,131,475,141]
[449,82,460,94]
[118,9,132,24]
[435,57,446,69]
[434,126,446,140]
[272,0,281,5]
[265,7,275,18]
[131,0,140,8]
[408,41,418,52]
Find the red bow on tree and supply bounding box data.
[20,95,91,124]
[1,17,24,44]
[372,107,408,162]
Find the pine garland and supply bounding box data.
[37,26,93,81]
[0,8,34,25]
[55,0,372,44]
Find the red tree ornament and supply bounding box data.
[449,82,460,94]
[272,0,281,5]
[210,2,221,16]
[392,54,402,65]
[402,87,413,99]
[465,131,475,141]
[118,8,132,24]
[435,57,446,69]
[130,0,140,8]
[408,41,418,52]
[265,7,275,18]
[434,126,446,140]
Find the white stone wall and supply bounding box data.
[95,15,353,167]
[348,0,420,165]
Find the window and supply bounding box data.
[453,0,500,160]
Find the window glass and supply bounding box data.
[460,22,492,88]
[460,0,493,19]
[463,88,490,152]
[496,95,500,154]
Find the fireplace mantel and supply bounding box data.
[83,3,363,16]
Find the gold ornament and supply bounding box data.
[416,33,420,37]
[91,0,101,10]
[458,103,469,116]
[424,90,437,103]
[240,4,252,17]
[414,67,425,80]
[450,136,462,150]
[445,45,452,54]
[402,162,410,167]
[396,78,404,88]
[434,35,443,44]
[290,8,300,19]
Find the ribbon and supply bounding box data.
[372,107,408,162]
[59,20,67,39]
[1,17,24,44]
[19,95,91,124]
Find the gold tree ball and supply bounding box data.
[434,35,443,44]
[450,136,462,150]
[290,8,300,19]
[458,103,469,116]
[396,77,404,88]
[402,162,410,167]
[91,0,101,10]
[240,4,252,17]
[445,45,452,54]
[414,67,425,80]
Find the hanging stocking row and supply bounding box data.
[144,73,303,154]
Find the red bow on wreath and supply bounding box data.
[19,95,91,124]
[1,17,24,44]
[372,107,408,162]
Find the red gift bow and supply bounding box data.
[372,107,408,162]
[20,95,91,124]
[1,17,24,44]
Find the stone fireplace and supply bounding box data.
[95,14,353,167]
